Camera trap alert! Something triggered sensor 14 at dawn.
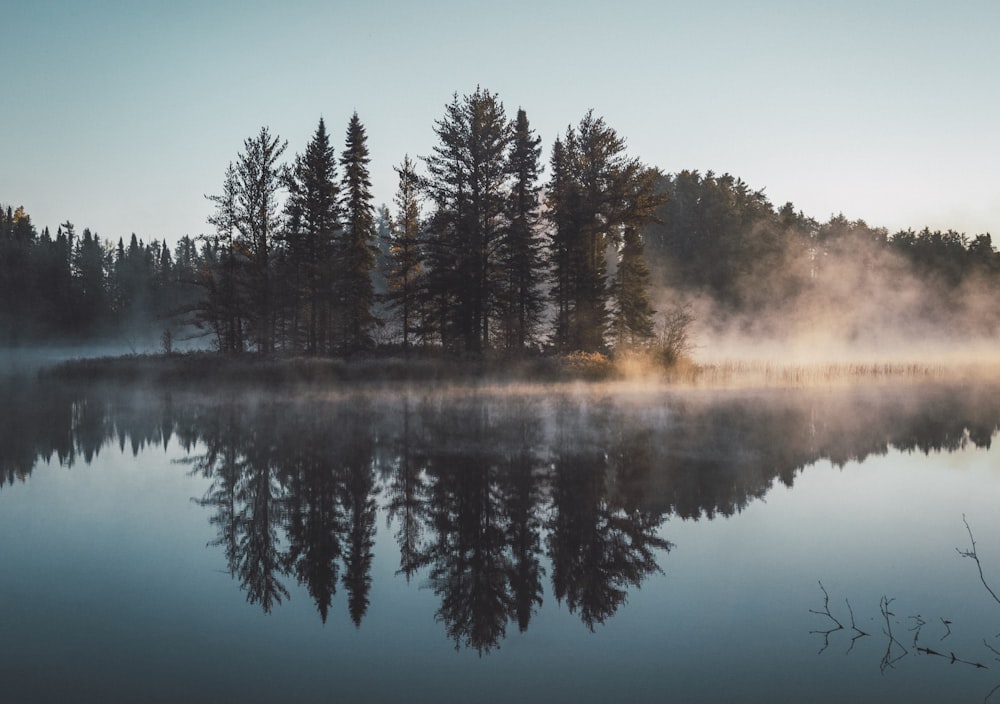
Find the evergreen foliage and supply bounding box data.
[283,117,341,354]
[423,88,512,353]
[6,86,1000,362]
[546,112,664,352]
[337,113,379,353]
[498,108,545,352]
[384,155,424,351]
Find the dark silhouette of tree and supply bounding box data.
[614,226,656,346]
[498,108,545,352]
[72,227,108,335]
[546,112,662,352]
[424,88,512,353]
[384,155,424,351]
[341,438,378,627]
[499,406,545,632]
[384,397,430,581]
[282,414,344,624]
[0,205,37,342]
[282,117,341,354]
[234,128,287,354]
[546,405,671,630]
[337,113,378,353]
[203,163,247,352]
[422,403,515,654]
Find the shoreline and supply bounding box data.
[25,351,1000,391]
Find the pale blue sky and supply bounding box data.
[3,1,998,246]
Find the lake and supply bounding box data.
[2,378,1000,703]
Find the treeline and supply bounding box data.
[195,90,661,357]
[3,87,999,354]
[645,170,1000,338]
[1,88,663,356]
[0,205,202,346]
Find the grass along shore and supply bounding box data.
[31,348,1000,390]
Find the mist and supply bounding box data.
[645,171,1000,371]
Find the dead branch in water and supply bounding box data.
[809,583,869,654]
[915,646,988,669]
[879,596,909,673]
[957,514,1000,608]
[809,581,844,654]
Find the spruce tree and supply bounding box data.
[424,88,512,353]
[205,162,245,352]
[385,155,423,351]
[499,108,544,352]
[235,127,287,354]
[338,113,378,353]
[614,227,656,346]
[545,112,663,352]
[284,117,341,354]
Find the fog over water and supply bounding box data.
[2,377,1000,702]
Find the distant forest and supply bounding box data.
[2,87,998,357]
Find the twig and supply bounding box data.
[880,596,909,673]
[957,514,1000,607]
[810,581,844,654]
[984,639,1000,662]
[986,681,1000,703]
[910,614,926,648]
[916,646,988,669]
[845,598,869,653]
[941,617,953,640]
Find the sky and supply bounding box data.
[2,0,999,248]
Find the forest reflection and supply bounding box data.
[2,380,999,653]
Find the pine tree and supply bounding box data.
[385,155,424,351]
[72,227,108,336]
[283,117,341,354]
[338,113,378,353]
[612,165,662,347]
[424,88,512,353]
[235,127,287,354]
[546,137,577,351]
[614,227,656,346]
[499,108,544,352]
[545,112,663,352]
[205,162,245,352]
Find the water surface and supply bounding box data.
[2,380,1000,703]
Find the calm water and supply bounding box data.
[2,379,1000,703]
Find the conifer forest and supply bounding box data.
[2,87,998,360]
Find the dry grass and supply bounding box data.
[666,359,998,388]
[37,350,1000,391]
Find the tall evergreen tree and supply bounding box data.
[545,112,662,352]
[72,227,107,335]
[204,162,246,352]
[385,155,424,351]
[235,127,287,354]
[498,108,544,352]
[614,227,656,346]
[546,137,577,350]
[423,88,512,353]
[338,113,378,353]
[283,117,341,354]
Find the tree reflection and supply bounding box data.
[195,402,290,613]
[7,379,1000,652]
[340,404,378,627]
[282,411,343,623]
[548,401,672,629]
[382,396,429,582]
[420,399,517,654]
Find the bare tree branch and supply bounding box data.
[809,581,844,654]
[957,514,1000,607]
